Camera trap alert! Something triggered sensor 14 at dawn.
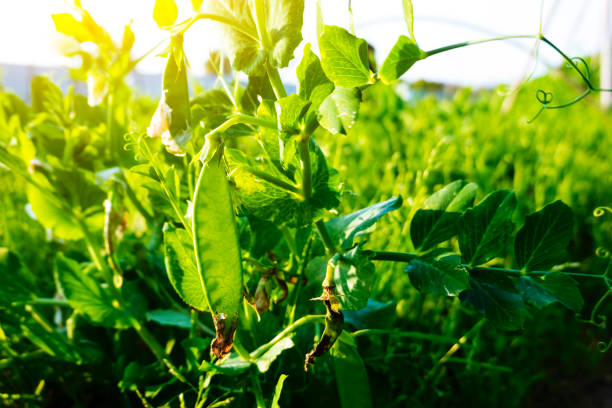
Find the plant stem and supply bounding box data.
[130,317,194,390]
[250,369,266,408]
[424,34,537,58]
[29,298,70,307]
[266,64,287,99]
[286,236,313,325]
[370,250,418,263]
[298,139,312,199]
[315,220,337,255]
[251,314,325,359]
[106,92,114,161]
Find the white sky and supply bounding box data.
[0,0,610,87]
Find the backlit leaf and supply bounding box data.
[318,86,361,135]
[379,35,424,84]
[406,254,469,296]
[153,0,178,28]
[319,26,372,88]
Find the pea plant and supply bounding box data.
[1,0,611,406]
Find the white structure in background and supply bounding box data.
[601,0,612,109]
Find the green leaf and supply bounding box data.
[406,254,469,296]
[192,149,243,358]
[460,268,525,330]
[459,190,517,266]
[514,200,573,271]
[319,26,373,88]
[326,196,402,250]
[343,299,395,330]
[147,309,192,329]
[402,0,415,40]
[163,224,208,311]
[148,35,191,155]
[271,374,288,408]
[297,43,334,109]
[331,332,372,408]
[518,272,583,312]
[333,247,375,310]
[204,0,304,74]
[253,336,295,373]
[318,86,361,135]
[55,255,133,329]
[379,35,424,84]
[200,353,251,376]
[227,140,339,228]
[410,181,478,251]
[153,0,178,28]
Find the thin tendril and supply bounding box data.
[594,206,612,217]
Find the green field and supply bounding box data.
[1,1,611,407]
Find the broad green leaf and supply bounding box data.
[297,43,334,109]
[55,255,133,329]
[326,196,402,250]
[148,35,191,155]
[271,374,288,408]
[204,0,304,74]
[402,0,415,40]
[460,268,526,330]
[379,35,424,84]
[318,86,361,135]
[191,89,234,130]
[192,149,243,358]
[31,76,63,114]
[163,224,208,311]
[331,332,372,408]
[406,254,469,296]
[147,309,192,329]
[333,247,375,310]
[518,272,583,312]
[26,179,82,240]
[153,0,178,28]
[227,140,339,228]
[253,336,295,373]
[459,190,517,266]
[514,200,573,271]
[410,181,478,251]
[319,26,373,88]
[343,299,395,330]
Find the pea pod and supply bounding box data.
[193,144,243,358]
[147,34,191,155]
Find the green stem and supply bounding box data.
[286,236,313,325]
[250,369,266,408]
[251,314,325,359]
[315,220,337,255]
[28,298,70,307]
[106,92,115,161]
[266,64,287,99]
[130,317,194,390]
[369,250,418,263]
[298,139,312,200]
[253,0,270,49]
[424,34,537,58]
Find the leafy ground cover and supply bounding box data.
[0,1,611,407]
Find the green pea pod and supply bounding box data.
[192,145,243,358]
[147,34,191,155]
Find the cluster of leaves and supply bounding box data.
[0,0,611,407]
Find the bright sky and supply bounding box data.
[0,0,609,87]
